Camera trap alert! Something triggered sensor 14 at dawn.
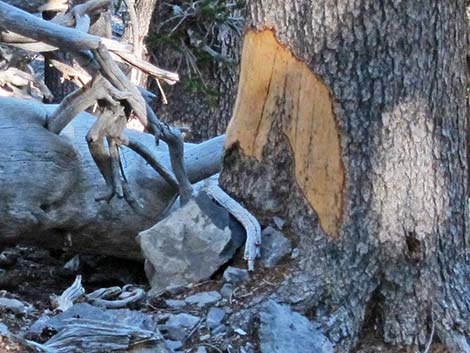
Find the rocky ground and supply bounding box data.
[0,245,452,353]
[0,180,451,353]
[0,241,293,353]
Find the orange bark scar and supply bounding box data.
[226,30,345,237]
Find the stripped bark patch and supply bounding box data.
[226,30,344,237]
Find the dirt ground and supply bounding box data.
[0,245,451,353]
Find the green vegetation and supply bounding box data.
[148,0,244,99]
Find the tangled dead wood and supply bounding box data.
[0,0,192,205]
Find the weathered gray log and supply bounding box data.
[2,0,49,12]
[0,1,101,52]
[0,97,224,259]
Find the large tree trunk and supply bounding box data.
[0,97,223,260]
[221,1,469,352]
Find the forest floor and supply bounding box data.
[0,245,285,353]
[0,245,452,353]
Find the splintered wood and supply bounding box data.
[225,30,345,237]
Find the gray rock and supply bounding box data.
[0,322,9,336]
[165,340,182,351]
[165,299,186,309]
[196,347,208,353]
[29,314,51,336]
[0,249,18,268]
[272,216,285,230]
[223,266,249,284]
[165,285,187,296]
[199,334,211,341]
[260,227,292,268]
[234,328,247,336]
[242,342,256,353]
[129,343,175,353]
[166,313,200,330]
[291,248,300,259]
[138,195,235,294]
[185,291,221,307]
[211,324,227,335]
[220,283,233,298]
[63,255,80,272]
[259,301,333,353]
[206,307,225,329]
[160,325,187,341]
[0,297,29,314]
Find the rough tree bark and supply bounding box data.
[221,1,469,352]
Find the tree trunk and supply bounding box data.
[121,0,158,87]
[0,97,224,260]
[148,0,243,142]
[42,10,78,103]
[221,1,469,352]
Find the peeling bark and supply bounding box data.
[221,1,469,352]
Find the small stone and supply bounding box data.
[0,297,29,314]
[259,300,333,353]
[64,255,80,272]
[160,324,187,341]
[212,324,227,335]
[28,314,50,336]
[0,250,17,268]
[185,291,221,307]
[166,313,200,330]
[156,313,171,323]
[166,285,186,296]
[138,196,235,294]
[220,283,233,298]
[223,267,250,285]
[260,227,292,268]
[206,307,225,329]
[199,334,211,341]
[165,340,182,351]
[165,299,186,309]
[291,248,300,259]
[243,342,256,353]
[272,216,285,229]
[234,328,247,336]
[0,322,9,336]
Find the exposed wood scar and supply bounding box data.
[226,30,345,237]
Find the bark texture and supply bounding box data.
[149,0,243,142]
[221,1,469,352]
[122,0,158,86]
[0,97,224,260]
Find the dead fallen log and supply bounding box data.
[0,97,224,259]
[1,0,54,13]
